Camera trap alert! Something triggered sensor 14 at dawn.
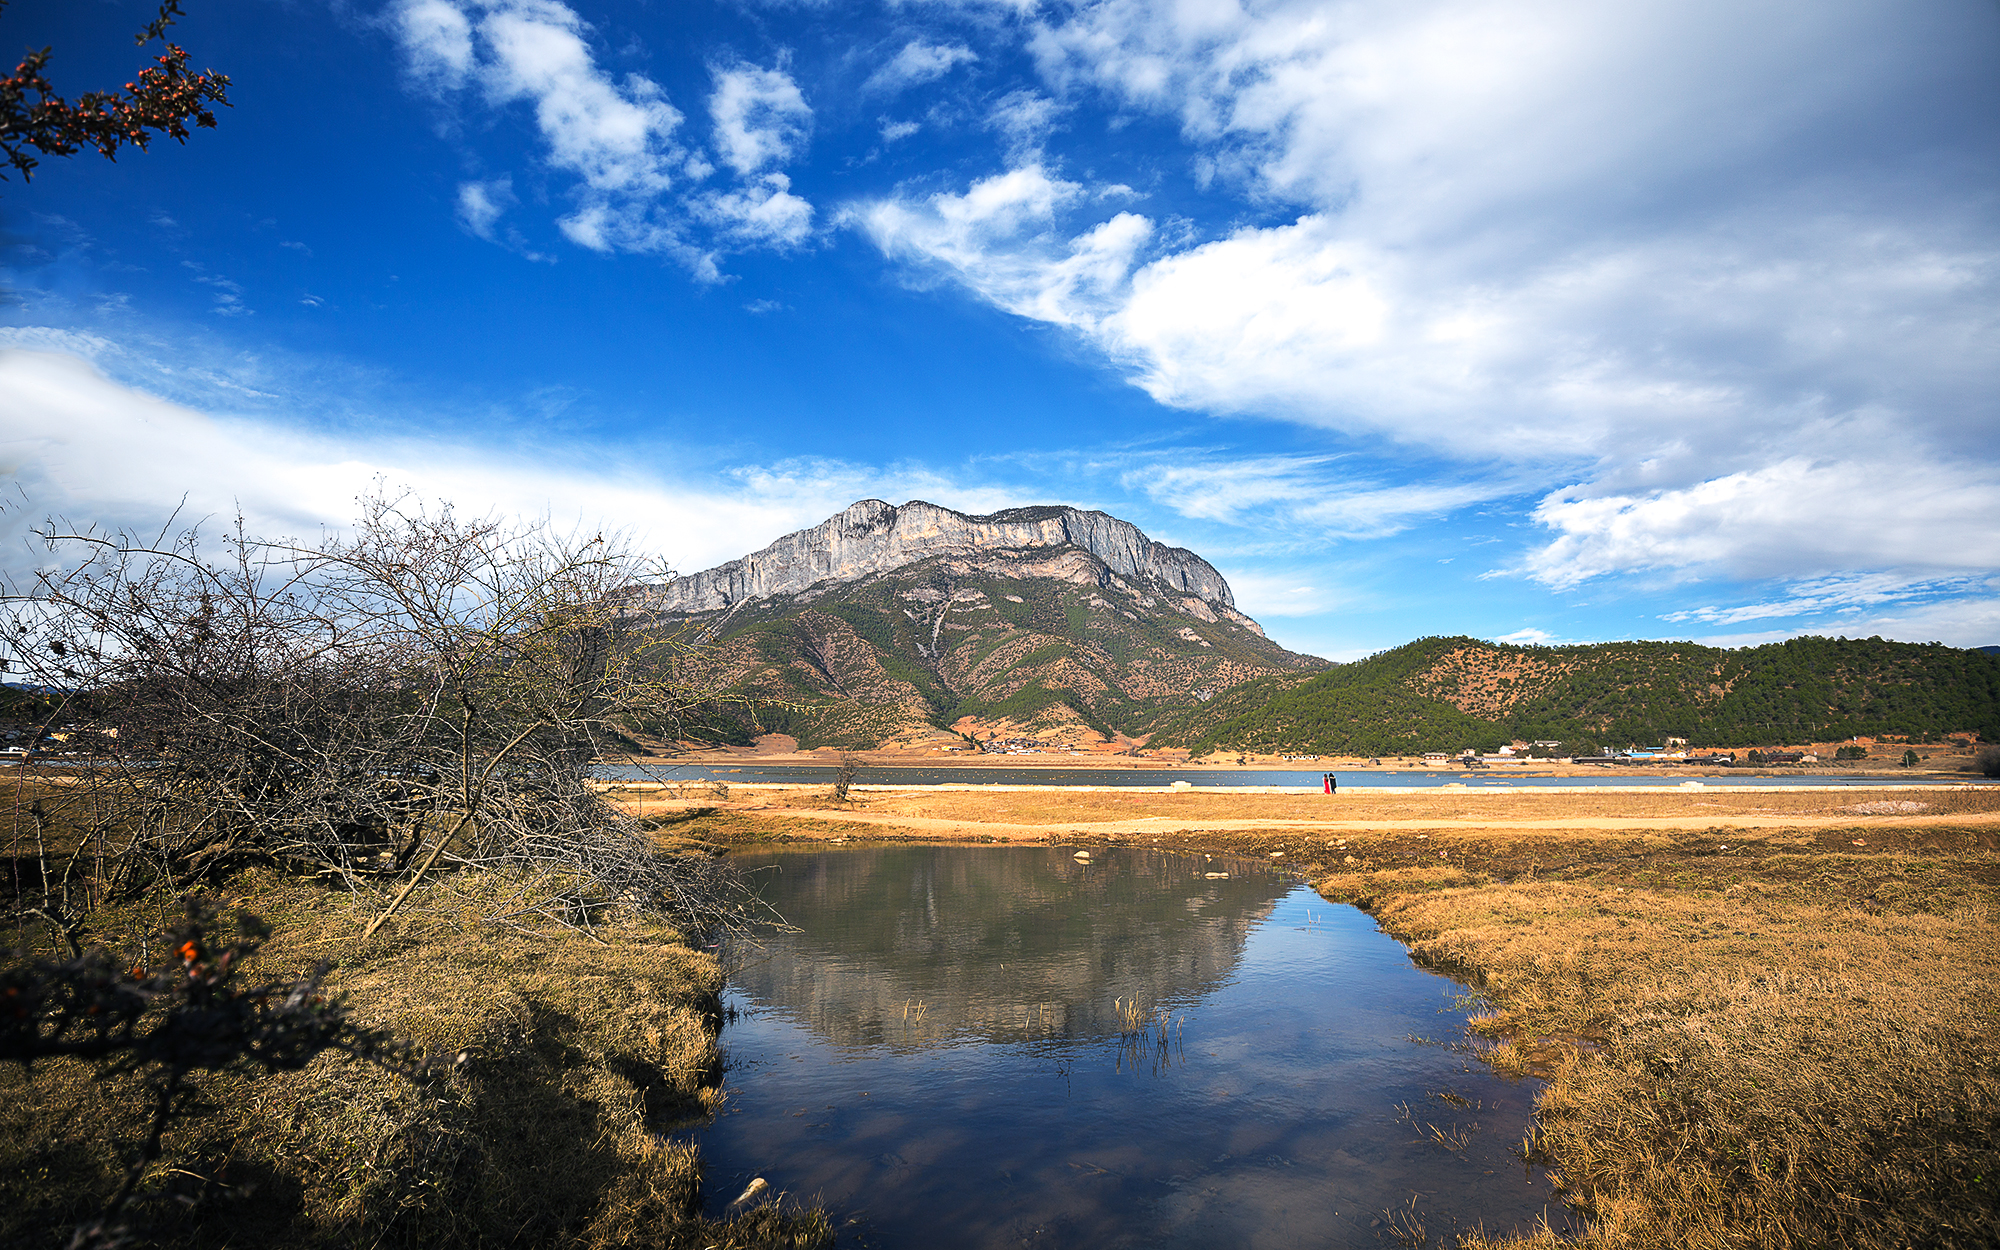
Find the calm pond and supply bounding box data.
[697,845,1567,1248]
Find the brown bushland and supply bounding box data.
[4,771,826,1248]
[0,496,814,1246]
[0,495,747,937]
[1,862,832,1249]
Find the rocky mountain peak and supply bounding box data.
[648,499,1237,613]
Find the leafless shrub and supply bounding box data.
[830,752,860,803]
[1,491,755,937]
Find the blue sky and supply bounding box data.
[3,0,1998,660]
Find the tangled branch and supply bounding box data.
[1,1,231,182]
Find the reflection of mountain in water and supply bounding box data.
[726,846,1288,1051]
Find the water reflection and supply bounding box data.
[731,846,1284,1050]
[701,846,1568,1248]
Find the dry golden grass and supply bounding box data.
[616,781,2000,836]
[1309,835,2000,1250]
[1,867,832,1249]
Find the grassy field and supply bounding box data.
[613,778,2000,838]
[2,777,831,1250]
[627,782,2000,1250]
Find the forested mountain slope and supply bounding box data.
[1152,635,2000,756]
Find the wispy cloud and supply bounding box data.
[1221,570,1343,618]
[0,347,1024,583]
[986,90,1063,160]
[1687,583,2000,650]
[1521,458,2000,589]
[456,176,514,238]
[1109,449,1525,541]
[1660,573,1989,629]
[709,62,811,176]
[181,260,251,317]
[865,40,978,94]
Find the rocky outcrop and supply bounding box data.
[648,500,1236,613]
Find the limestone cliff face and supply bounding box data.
[651,500,1236,612]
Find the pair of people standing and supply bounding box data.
[1321,772,1338,794]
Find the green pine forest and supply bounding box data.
[1152,635,2000,757]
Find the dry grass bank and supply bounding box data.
[3,782,831,1250]
[1291,823,1999,1249]
[604,780,2000,828]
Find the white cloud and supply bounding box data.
[0,348,1022,586]
[851,0,2000,589]
[476,2,682,197]
[1522,457,2000,588]
[694,173,814,248]
[866,41,978,93]
[394,0,474,90]
[391,2,813,271]
[987,90,1064,159]
[709,63,812,177]
[391,0,691,258]
[880,118,921,143]
[1493,627,1560,646]
[456,176,514,238]
[855,164,1151,328]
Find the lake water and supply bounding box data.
[602,761,1974,789]
[695,845,1567,1248]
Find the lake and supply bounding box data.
[695,845,1568,1248]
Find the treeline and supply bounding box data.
[1154,634,2000,756]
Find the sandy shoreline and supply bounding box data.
[618,749,1986,782]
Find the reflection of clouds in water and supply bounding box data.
[730,846,1287,1050]
[704,856,1569,1248]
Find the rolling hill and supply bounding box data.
[1152,635,2000,756]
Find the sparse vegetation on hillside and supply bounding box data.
[648,555,1323,748]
